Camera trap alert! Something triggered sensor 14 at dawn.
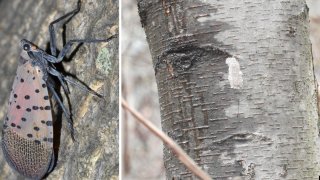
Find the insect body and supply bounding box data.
[1,1,116,179]
[2,50,55,179]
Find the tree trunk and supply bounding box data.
[0,1,118,179]
[138,0,320,179]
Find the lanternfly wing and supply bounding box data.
[2,53,54,179]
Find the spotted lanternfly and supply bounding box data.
[1,1,117,179]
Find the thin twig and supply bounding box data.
[121,99,212,180]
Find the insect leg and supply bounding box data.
[47,83,75,141]
[47,153,56,173]
[48,67,102,97]
[48,67,70,94]
[64,76,103,98]
[49,0,81,56]
[44,34,118,63]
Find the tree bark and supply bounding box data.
[0,1,118,179]
[138,0,320,179]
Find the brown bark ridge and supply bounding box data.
[0,1,118,179]
[138,0,320,179]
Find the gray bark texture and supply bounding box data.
[0,0,118,179]
[138,0,320,179]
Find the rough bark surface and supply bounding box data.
[0,1,118,179]
[138,0,320,179]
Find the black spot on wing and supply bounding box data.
[19,56,28,64]
[46,121,52,126]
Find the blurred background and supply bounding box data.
[121,0,165,179]
[121,1,320,180]
[308,0,320,85]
